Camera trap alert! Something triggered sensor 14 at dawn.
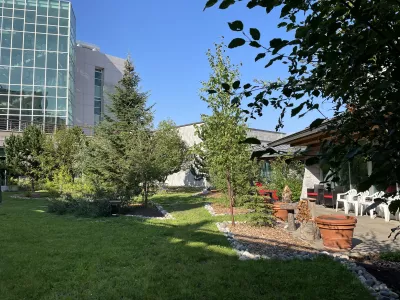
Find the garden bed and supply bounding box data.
[228,223,319,258]
[356,258,400,294]
[122,204,165,218]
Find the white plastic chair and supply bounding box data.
[359,191,384,218]
[378,194,400,222]
[347,191,369,216]
[336,189,357,213]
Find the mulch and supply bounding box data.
[228,223,318,257]
[356,258,400,294]
[121,204,164,217]
[211,203,252,215]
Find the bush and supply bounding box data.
[268,156,304,201]
[241,194,275,226]
[47,195,112,218]
[380,251,400,262]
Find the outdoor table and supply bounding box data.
[279,203,298,231]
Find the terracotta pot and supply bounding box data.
[272,202,288,221]
[315,215,357,250]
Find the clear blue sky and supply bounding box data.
[70,0,330,134]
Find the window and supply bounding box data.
[94,68,103,125]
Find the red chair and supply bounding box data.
[307,188,318,198]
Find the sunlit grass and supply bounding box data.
[0,192,372,299]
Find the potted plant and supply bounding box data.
[272,185,292,221]
[315,215,357,250]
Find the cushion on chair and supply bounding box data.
[324,195,333,199]
[307,192,318,196]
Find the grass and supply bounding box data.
[380,251,400,262]
[0,192,372,300]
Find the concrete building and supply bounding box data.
[165,122,286,187]
[74,41,124,128]
[0,0,124,135]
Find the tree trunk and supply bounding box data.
[143,182,148,207]
[226,169,235,226]
[31,178,35,192]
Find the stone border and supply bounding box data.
[216,221,399,300]
[124,202,174,220]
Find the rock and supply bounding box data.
[379,290,391,297]
[358,270,364,275]
[261,255,270,260]
[358,276,367,284]
[340,255,350,260]
[365,279,375,287]
[242,251,256,259]
[373,284,381,291]
[239,255,250,261]
[380,284,388,290]
[320,251,330,256]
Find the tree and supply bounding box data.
[40,126,86,181]
[204,1,400,228]
[106,57,152,127]
[5,125,45,191]
[83,57,152,203]
[195,43,257,225]
[128,120,188,206]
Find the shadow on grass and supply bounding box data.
[0,193,374,300]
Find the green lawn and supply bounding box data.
[0,192,372,300]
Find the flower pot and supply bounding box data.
[272,202,288,221]
[315,215,357,250]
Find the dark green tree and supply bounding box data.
[5,125,45,191]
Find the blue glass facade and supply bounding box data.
[0,0,75,131]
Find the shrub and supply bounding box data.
[268,156,304,201]
[47,195,112,218]
[241,194,275,226]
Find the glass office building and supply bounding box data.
[0,0,75,131]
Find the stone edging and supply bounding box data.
[125,202,174,220]
[216,221,399,300]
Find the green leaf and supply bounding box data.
[232,80,240,89]
[278,22,287,28]
[309,118,325,129]
[221,83,230,90]
[228,20,243,31]
[291,102,305,117]
[312,90,320,97]
[261,99,269,106]
[231,97,240,105]
[250,28,261,40]
[255,53,266,62]
[228,38,246,48]
[265,55,283,68]
[247,0,257,9]
[249,41,261,48]
[208,89,217,94]
[243,83,252,89]
[203,0,219,10]
[219,0,235,9]
[240,137,261,145]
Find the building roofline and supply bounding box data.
[268,121,329,147]
[176,122,286,135]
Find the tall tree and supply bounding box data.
[204,1,400,220]
[5,125,45,191]
[106,57,152,127]
[195,43,256,225]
